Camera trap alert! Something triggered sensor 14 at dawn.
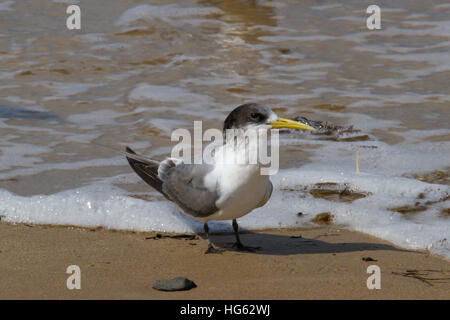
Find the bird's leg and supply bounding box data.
[204,222,224,254]
[231,219,261,252]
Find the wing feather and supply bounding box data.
[163,163,219,218]
[126,147,219,218]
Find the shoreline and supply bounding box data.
[0,221,449,299]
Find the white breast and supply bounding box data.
[198,129,273,222]
[202,161,271,222]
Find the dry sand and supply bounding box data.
[0,222,448,299]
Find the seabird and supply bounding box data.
[125,103,315,253]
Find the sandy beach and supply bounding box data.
[0,222,448,300]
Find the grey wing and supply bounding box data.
[163,163,219,218]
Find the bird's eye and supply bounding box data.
[250,112,260,120]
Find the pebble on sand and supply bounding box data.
[152,277,197,291]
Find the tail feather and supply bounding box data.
[124,148,159,166]
[125,147,166,197]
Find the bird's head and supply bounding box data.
[223,103,315,132]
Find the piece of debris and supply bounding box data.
[290,235,303,239]
[312,212,333,225]
[146,233,199,240]
[362,257,377,262]
[291,116,371,142]
[128,194,163,201]
[391,269,450,286]
[411,170,450,186]
[310,187,368,203]
[152,277,197,291]
[388,205,428,215]
[297,212,303,216]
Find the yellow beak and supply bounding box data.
[268,117,315,131]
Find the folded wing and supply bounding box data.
[126,147,219,218]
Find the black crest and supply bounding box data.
[223,103,272,132]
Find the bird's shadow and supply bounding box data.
[208,231,410,256]
[172,213,410,256]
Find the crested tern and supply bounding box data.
[126,103,314,253]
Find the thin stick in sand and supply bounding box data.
[356,146,361,174]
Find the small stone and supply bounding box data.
[152,277,197,291]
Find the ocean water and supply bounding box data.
[0,0,449,259]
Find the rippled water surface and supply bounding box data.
[0,0,449,257]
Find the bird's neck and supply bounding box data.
[219,128,270,167]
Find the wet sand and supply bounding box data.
[0,222,448,299]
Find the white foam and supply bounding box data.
[267,170,450,259]
[296,135,450,178]
[0,184,198,233]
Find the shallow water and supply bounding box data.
[0,1,449,258]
